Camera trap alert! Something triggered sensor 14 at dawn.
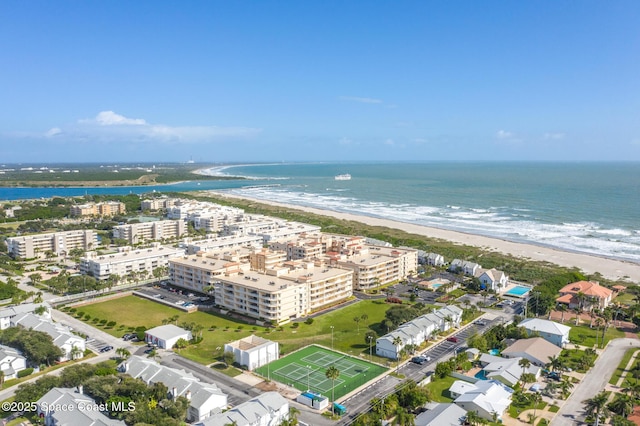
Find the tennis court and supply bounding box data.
[255,345,387,400]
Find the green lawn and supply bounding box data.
[609,348,639,385]
[569,324,625,349]
[255,345,387,400]
[425,376,456,402]
[74,295,400,366]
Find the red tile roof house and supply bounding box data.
[555,281,613,310]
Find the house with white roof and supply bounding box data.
[11,313,85,361]
[0,344,27,380]
[415,402,467,426]
[225,335,279,371]
[196,392,289,426]
[451,379,513,421]
[376,305,463,360]
[518,318,571,348]
[145,324,192,349]
[36,387,125,426]
[477,354,541,387]
[0,302,51,330]
[120,355,227,423]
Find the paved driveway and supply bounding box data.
[551,338,640,426]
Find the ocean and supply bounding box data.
[2,162,639,263]
[205,162,640,263]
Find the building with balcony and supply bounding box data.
[70,201,126,217]
[113,219,186,244]
[80,244,184,281]
[7,230,97,259]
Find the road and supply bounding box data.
[337,312,509,425]
[551,338,640,426]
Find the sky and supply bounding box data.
[1,1,639,163]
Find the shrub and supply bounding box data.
[76,311,85,318]
[291,322,300,328]
[106,321,116,327]
[17,368,34,378]
[83,314,91,321]
[99,319,107,325]
[305,318,314,325]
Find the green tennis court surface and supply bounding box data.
[255,345,387,400]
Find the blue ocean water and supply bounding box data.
[208,162,640,263]
[2,162,639,262]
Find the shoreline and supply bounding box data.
[208,191,640,283]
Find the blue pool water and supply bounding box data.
[431,283,443,289]
[505,285,531,297]
[489,349,500,356]
[474,370,487,380]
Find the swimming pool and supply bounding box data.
[474,370,487,380]
[504,285,531,297]
[431,283,443,289]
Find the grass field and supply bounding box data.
[569,323,625,348]
[75,295,400,366]
[254,345,387,400]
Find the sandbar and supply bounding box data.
[209,191,640,283]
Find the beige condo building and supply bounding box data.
[7,230,97,259]
[70,201,126,217]
[169,250,353,324]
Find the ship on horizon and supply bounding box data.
[334,173,351,181]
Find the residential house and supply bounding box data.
[120,356,227,423]
[0,302,51,330]
[36,387,125,426]
[196,392,289,426]
[11,313,85,361]
[376,305,462,360]
[450,379,513,422]
[415,402,467,426]
[448,259,481,276]
[477,354,541,387]
[501,337,563,367]
[475,268,509,292]
[556,280,613,310]
[0,344,27,380]
[518,318,571,348]
[425,253,445,267]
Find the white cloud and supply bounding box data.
[21,111,262,144]
[384,138,395,146]
[45,128,62,137]
[339,137,353,145]
[339,96,383,104]
[543,132,565,140]
[83,111,147,126]
[496,130,514,139]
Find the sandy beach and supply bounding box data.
[209,191,640,283]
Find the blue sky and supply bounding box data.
[1,1,639,163]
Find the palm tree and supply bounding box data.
[583,391,609,426]
[557,303,568,323]
[69,345,83,360]
[531,392,542,420]
[608,393,634,418]
[325,366,340,415]
[622,378,640,401]
[392,407,415,426]
[547,355,564,377]
[392,336,403,372]
[465,411,486,425]
[353,316,361,333]
[518,358,531,384]
[116,347,131,360]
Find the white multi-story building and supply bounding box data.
[113,220,186,244]
[7,230,97,259]
[80,244,184,281]
[185,235,264,255]
[141,197,179,211]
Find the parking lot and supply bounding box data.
[136,283,214,309]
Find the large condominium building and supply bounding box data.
[113,219,186,244]
[7,230,97,259]
[80,244,185,281]
[169,251,353,324]
[222,216,321,243]
[141,197,179,211]
[185,235,264,255]
[70,201,126,217]
[269,232,418,291]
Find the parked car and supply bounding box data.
[411,356,431,365]
[475,320,487,326]
[446,336,459,343]
[144,347,155,354]
[100,346,114,353]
